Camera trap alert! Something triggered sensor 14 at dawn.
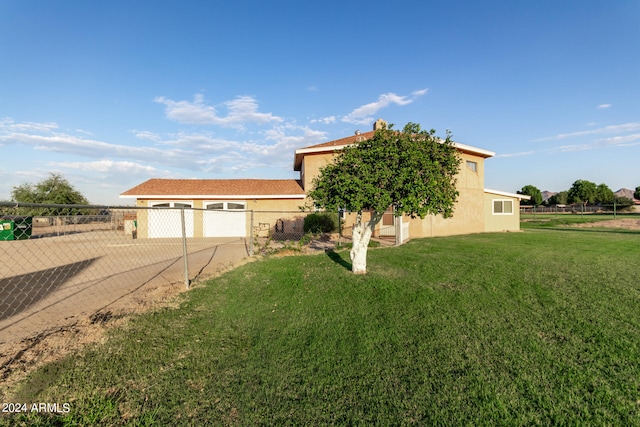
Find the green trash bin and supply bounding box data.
[0,216,32,240]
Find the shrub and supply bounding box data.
[304,212,338,233]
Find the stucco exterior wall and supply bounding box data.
[132,197,306,238]
[301,152,336,191]
[484,193,522,232]
[136,199,149,238]
[408,152,487,238]
[250,198,306,237]
[302,149,502,239]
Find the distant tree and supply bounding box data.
[11,173,90,215]
[614,196,634,209]
[567,179,597,205]
[310,122,461,274]
[635,186,640,200]
[547,191,568,206]
[518,185,543,206]
[595,183,615,204]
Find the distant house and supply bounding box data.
[121,119,529,239]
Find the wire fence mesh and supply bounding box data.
[0,202,359,388]
[0,203,250,386]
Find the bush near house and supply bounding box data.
[303,212,339,233]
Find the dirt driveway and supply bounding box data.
[0,230,251,393]
[571,218,640,230]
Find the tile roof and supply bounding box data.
[121,179,305,198]
[293,131,376,171]
[303,130,375,150]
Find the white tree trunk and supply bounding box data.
[350,211,384,274]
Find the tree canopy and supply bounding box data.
[11,173,90,215]
[518,185,543,206]
[567,179,597,205]
[635,186,640,200]
[547,191,568,206]
[595,183,615,204]
[309,122,461,274]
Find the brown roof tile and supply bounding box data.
[121,179,304,197]
[303,130,375,150]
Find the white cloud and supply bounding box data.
[50,160,159,174]
[132,130,161,142]
[494,150,535,158]
[597,104,612,109]
[154,93,283,127]
[310,116,336,124]
[598,133,640,147]
[555,133,640,152]
[533,122,640,142]
[341,89,429,125]
[0,117,58,133]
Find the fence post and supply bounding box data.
[249,210,254,256]
[181,207,190,289]
[395,210,402,246]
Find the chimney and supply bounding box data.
[373,118,387,131]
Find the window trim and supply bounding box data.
[204,201,247,211]
[149,201,193,209]
[492,199,514,215]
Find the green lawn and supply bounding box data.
[4,225,640,425]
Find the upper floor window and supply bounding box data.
[466,160,478,173]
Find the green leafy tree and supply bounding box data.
[547,191,568,206]
[567,179,597,205]
[518,185,543,206]
[11,173,90,215]
[614,196,634,209]
[635,186,640,200]
[309,122,461,274]
[595,183,615,204]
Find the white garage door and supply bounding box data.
[204,201,247,237]
[148,202,194,238]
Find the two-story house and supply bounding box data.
[121,119,528,239]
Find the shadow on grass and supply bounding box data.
[326,250,352,271]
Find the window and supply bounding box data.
[205,201,245,210]
[150,201,193,209]
[493,199,513,215]
[466,160,478,173]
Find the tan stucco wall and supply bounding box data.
[304,150,493,239]
[408,152,486,238]
[131,145,522,240]
[133,197,306,238]
[483,193,522,232]
[301,152,336,191]
[136,199,149,238]
[249,198,306,237]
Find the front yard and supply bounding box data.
[4,224,640,425]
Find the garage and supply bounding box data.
[203,201,247,237]
[120,178,307,239]
[148,201,194,238]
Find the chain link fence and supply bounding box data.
[521,203,638,215]
[0,202,360,389]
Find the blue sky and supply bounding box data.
[1,1,638,205]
